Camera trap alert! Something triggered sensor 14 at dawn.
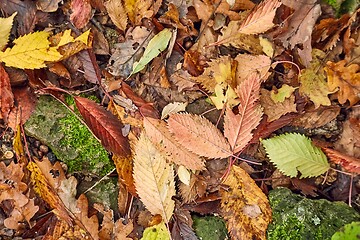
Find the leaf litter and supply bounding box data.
[0,0,360,239]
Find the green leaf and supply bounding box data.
[141,221,170,240]
[261,133,329,178]
[331,222,360,240]
[130,28,172,76]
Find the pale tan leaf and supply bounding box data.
[104,0,128,31]
[235,54,271,84]
[238,0,281,34]
[220,165,272,240]
[133,134,175,222]
[144,117,205,170]
[161,102,188,119]
[224,73,262,153]
[168,113,232,158]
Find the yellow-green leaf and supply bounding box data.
[141,221,170,240]
[270,84,297,103]
[131,28,172,76]
[0,12,17,50]
[0,31,62,69]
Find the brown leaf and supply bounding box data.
[168,113,232,158]
[36,0,62,12]
[70,0,92,29]
[292,105,340,129]
[0,64,14,123]
[235,54,271,84]
[220,165,271,240]
[238,0,281,34]
[104,0,128,31]
[224,73,262,153]
[112,154,137,196]
[77,49,102,84]
[74,96,131,157]
[144,117,205,170]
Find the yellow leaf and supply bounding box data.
[220,165,272,240]
[133,133,175,222]
[0,12,17,50]
[0,31,62,69]
[58,29,75,46]
[270,84,297,103]
[210,84,240,110]
[124,0,153,25]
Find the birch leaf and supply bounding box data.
[144,117,205,170]
[168,113,231,158]
[0,12,17,50]
[238,0,281,34]
[131,28,172,76]
[0,31,62,69]
[261,133,330,178]
[224,73,262,153]
[133,134,175,222]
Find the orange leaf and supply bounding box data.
[74,96,131,157]
[0,64,14,123]
[238,0,281,34]
[144,117,205,170]
[168,113,231,158]
[224,73,262,153]
[323,147,360,174]
[220,165,272,240]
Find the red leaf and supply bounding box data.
[323,147,360,174]
[0,65,14,123]
[74,96,131,157]
[70,0,92,29]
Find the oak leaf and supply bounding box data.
[168,113,232,158]
[224,73,262,153]
[144,117,205,170]
[74,96,131,157]
[220,165,272,240]
[238,0,281,34]
[324,60,360,106]
[0,12,16,50]
[133,133,175,222]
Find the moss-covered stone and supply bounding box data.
[267,188,360,240]
[331,221,360,240]
[25,95,114,176]
[193,215,228,240]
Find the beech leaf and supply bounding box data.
[261,133,330,178]
[74,96,131,157]
[133,133,175,222]
[0,12,17,50]
[168,113,231,158]
[131,28,172,76]
[224,73,262,153]
[238,0,281,34]
[144,117,205,170]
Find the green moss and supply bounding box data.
[25,96,114,176]
[331,221,360,240]
[193,215,228,240]
[267,188,360,240]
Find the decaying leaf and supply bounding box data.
[141,221,170,240]
[323,147,360,174]
[0,65,14,123]
[70,0,92,29]
[104,0,128,32]
[0,12,17,50]
[144,117,205,170]
[238,0,281,34]
[325,60,360,106]
[235,54,271,84]
[133,133,175,222]
[224,73,262,153]
[168,113,232,158]
[220,165,272,240]
[261,133,330,178]
[74,96,131,157]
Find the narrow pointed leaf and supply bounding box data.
[224,73,262,153]
[168,113,231,158]
[0,12,17,50]
[74,96,131,157]
[261,133,330,178]
[133,134,175,222]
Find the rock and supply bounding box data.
[24,95,114,176]
[267,187,360,240]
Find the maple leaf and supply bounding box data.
[74,96,131,157]
[0,12,16,50]
[238,0,281,34]
[104,0,128,31]
[220,165,272,240]
[168,113,232,158]
[224,73,262,153]
[133,133,176,222]
[324,60,360,106]
[144,117,205,170]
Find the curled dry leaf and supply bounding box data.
[168,113,232,158]
[74,96,131,157]
[133,133,175,222]
[220,165,272,240]
[144,117,205,170]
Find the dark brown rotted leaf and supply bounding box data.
[74,96,131,157]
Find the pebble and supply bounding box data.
[39,145,49,153]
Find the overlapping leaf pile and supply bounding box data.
[0,0,360,239]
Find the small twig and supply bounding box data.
[83,168,116,194]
